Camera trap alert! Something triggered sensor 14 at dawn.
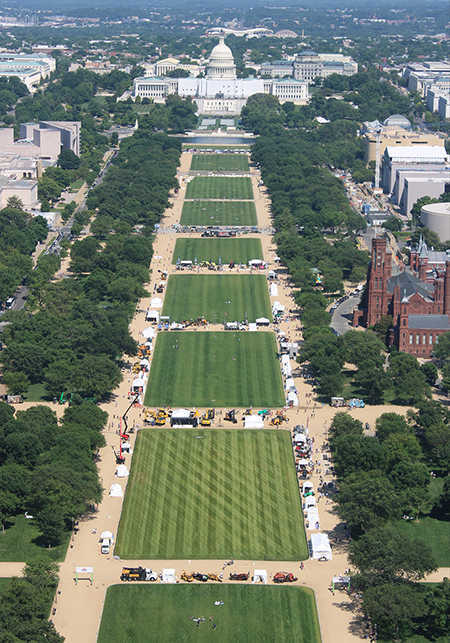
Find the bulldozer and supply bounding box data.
[229,572,249,581]
[224,409,237,424]
[181,571,194,582]
[155,416,166,426]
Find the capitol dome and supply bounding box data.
[383,114,411,130]
[207,37,237,80]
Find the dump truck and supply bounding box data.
[120,567,158,582]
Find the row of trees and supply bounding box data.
[2,128,180,400]
[330,411,449,639]
[0,205,48,304]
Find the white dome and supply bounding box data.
[210,37,234,63]
[207,37,236,80]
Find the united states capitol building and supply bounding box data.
[132,38,309,115]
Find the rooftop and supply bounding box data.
[408,314,450,330]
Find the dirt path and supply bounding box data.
[19,149,415,642]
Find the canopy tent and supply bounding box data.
[132,377,146,391]
[100,530,113,541]
[252,569,267,584]
[179,260,193,267]
[285,377,296,392]
[146,310,160,323]
[244,414,264,429]
[171,409,197,427]
[281,354,291,377]
[161,569,176,584]
[109,484,123,497]
[294,433,307,445]
[256,317,270,326]
[142,327,156,339]
[150,297,163,309]
[116,464,129,478]
[304,496,316,509]
[332,575,351,591]
[310,532,332,560]
[306,507,320,529]
[270,283,278,297]
[287,391,299,407]
[302,481,314,495]
[272,301,285,313]
[249,259,264,267]
[140,358,150,370]
[248,322,257,332]
[74,566,94,585]
[268,270,277,280]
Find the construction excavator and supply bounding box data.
[200,408,215,426]
[224,409,237,424]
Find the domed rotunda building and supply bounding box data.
[133,37,309,115]
[206,37,237,80]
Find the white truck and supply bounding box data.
[100,530,114,554]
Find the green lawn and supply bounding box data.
[70,178,84,192]
[162,275,270,323]
[393,518,450,567]
[191,154,249,172]
[145,332,284,408]
[173,238,262,264]
[185,177,253,200]
[98,585,320,643]
[0,515,69,562]
[180,200,257,226]
[115,429,306,560]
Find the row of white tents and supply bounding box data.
[280,353,298,407]
[301,482,332,560]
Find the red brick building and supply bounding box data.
[353,236,450,357]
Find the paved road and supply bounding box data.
[330,294,361,336]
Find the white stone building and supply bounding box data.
[0,52,55,92]
[132,38,309,115]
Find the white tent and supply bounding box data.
[109,484,123,497]
[140,358,150,369]
[302,481,314,495]
[172,408,191,419]
[270,283,278,297]
[150,297,163,309]
[252,569,267,584]
[306,507,320,529]
[256,317,270,326]
[146,310,160,323]
[249,259,264,267]
[132,377,145,390]
[304,497,316,509]
[294,434,307,445]
[244,415,264,429]
[310,532,332,560]
[161,569,176,583]
[272,301,285,313]
[297,458,309,467]
[268,270,277,280]
[287,391,299,407]
[116,464,129,478]
[285,377,296,392]
[248,322,257,332]
[281,354,291,377]
[142,327,156,339]
[100,530,113,541]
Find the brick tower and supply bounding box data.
[366,237,392,327]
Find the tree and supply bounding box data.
[349,523,437,583]
[371,314,393,345]
[6,196,24,210]
[375,413,411,441]
[421,361,438,386]
[0,490,20,532]
[433,475,450,520]
[338,470,402,533]
[421,579,450,640]
[382,215,402,233]
[2,371,29,395]
[362,582,426,640]
[388,352,429,404]
[35,504,66,547]
[433,331,450,362]
[110,131,119,146]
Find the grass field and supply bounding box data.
[185,177,253,200]
[115,429,307,560]
[0,515,69,562]
[191,154,249,172]
[162,275,270,323]
[98,585,320,643]
[173,238,262,264]
[180,200,257,226]
[145,332,284,408]
[393,518,450,567]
